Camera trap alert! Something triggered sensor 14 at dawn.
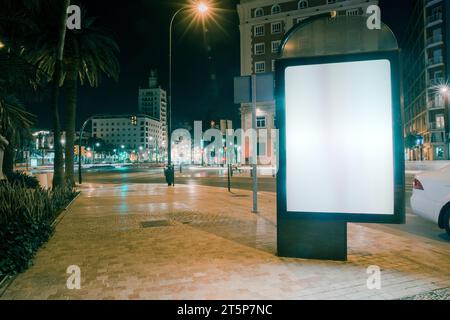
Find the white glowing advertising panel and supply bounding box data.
[285,59,394,215]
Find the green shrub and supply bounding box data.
[0,184,77,277]
[6,171,40,189]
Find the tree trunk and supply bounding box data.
[52,61,64,188]
[3,144,14,176]
[51,0,70,189]
[64,67,77,186]
[2,130,16,176]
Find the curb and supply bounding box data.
[51,191,82,228]
[0,274,17,298]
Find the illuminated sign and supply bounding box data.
[276,52,405,223]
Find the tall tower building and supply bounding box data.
[237,0,378,164]
[403,0,449,161]
[138,70,168,156]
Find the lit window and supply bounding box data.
[272,40,281,53]
[255,62,265,73]
[254,43,265,55]
[257,116,267,128]
[254,25,265,36]
[436,115,445,129]
[271,22,282,34]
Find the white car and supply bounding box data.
[411,165,450,236]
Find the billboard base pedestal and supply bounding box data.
[277,220,347,261]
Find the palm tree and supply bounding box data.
[22,0,70,188]
[0,94,35,175]
[0,3,40,175]
[62,14,120,185]
[30,10,120,186]
[51,0,71,188]
[1,0,71,188]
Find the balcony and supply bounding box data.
[429,122,445,130]
[427,56,444,67]
[428,101,445,109]
[428,77,444,86]
[427,13,443,26]
[426,34,443,47]
[431,136,446,144]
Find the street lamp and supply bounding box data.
[167,1,212,184]
[197,2,209,13]
[0,41,4,49]
[92,142,100,164]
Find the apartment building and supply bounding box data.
[237,0,378,164]
[91,115,163,161]
[138,70,168,155]
[403,0,449,160]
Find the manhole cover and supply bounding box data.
[140,220,171,228]
[231,194,249,198]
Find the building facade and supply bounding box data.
[138,70,168,154]
[91,115,163,162]
[237,0,378,164]
[29,130,61,166]
[403,0,449,161]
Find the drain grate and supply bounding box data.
[140,220,171,228]
[231,194,250,198]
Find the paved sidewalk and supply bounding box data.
[1,183,449,300]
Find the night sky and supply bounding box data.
[28,0,413,130]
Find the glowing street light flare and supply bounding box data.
[0,41,5,49]
[197,2,208,14]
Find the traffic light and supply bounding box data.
[131,115,138,126]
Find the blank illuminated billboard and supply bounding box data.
[285,59,394,215]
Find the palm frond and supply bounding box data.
[0,93,36,145]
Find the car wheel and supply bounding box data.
[445,209,450,237]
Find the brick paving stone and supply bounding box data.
[1,183,449,300]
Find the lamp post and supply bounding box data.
[94,142,100,163]
[78,116,94,184]
[167,2,210,185]
[121,145,126,163]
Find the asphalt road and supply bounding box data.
[81,165,450,244]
